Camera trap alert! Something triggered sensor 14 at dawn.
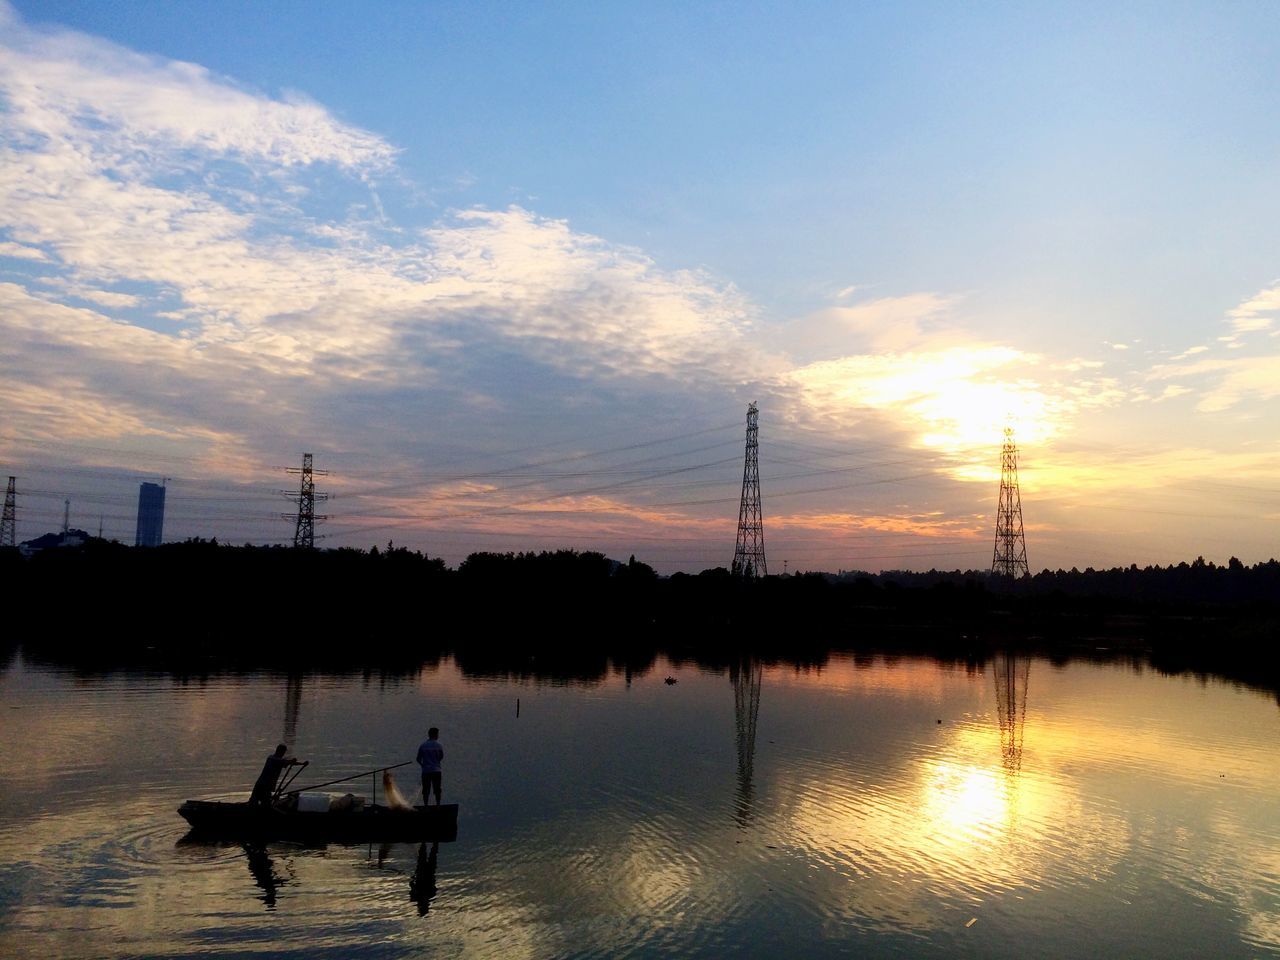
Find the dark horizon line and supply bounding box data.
[4,532,1276,582]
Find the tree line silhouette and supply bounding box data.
[1,538,1276,693]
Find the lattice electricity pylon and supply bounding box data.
[1,476,16,547]
[991,426,1029,578]
[731,402,767,577]
[283,453,329,548]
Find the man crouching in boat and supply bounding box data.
[250,743,303,807]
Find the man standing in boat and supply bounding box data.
[249,743,302,807]
[416,728,444,807]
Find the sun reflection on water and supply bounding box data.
[1,654,1278,957]
[920,762,1011,844]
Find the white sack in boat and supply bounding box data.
[297,792,369,812]
[382,770,413,811]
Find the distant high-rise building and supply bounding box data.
[135,482,166,547]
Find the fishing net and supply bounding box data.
[382,770,414,811]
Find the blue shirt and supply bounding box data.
[416,738,443,774]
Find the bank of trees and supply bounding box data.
[3,540,1276,693]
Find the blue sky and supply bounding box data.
[3,1,1280,571]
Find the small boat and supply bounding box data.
[178,799,459,843]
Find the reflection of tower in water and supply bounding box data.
[283,673,303,746]
[992,653,1030,774]
[730,658,762,824]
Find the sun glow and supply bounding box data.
[789,346,1065,474]
[919,761,1011,842]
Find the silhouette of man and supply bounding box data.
[242,842,286,909]
[416,727,444,806]
[249,743,301,807]
[409,841,440,916]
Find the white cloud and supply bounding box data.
[1053,358,1105,372]
[0,239,47,260]
[36,278,142,308]
[0,8,767,388]
[783,343,1123,476]
[1194,357,1280,412]
[75,289,141,308]
[0,16,395,171]
[0,0,795,533]
[776,291,960,361]
[1148,352,1280,412]
[0,282,275,474]
[0,2,1162,564]
[1227,284,1280,333]
[416,207,766,380]
[1153,384,1191,402]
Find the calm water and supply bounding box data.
[0,650,1277,958]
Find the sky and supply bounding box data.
[2,0,1280,573]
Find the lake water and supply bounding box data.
[0,650,1277,958]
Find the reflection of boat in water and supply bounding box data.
[178,800,458,843]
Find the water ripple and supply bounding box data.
[1,655,1277,958]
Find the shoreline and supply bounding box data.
[9,616,1278,704]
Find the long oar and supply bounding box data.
[285,760,414,795]
[273,760,310,799]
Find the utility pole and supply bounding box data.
[284,453,328,548]
[62,499,70,535]
[1,477,16,547]
[732,401,767,577]
[991,426,1029,578]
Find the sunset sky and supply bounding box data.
[3,1,1279,573]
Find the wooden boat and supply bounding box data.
[178,800,458,843]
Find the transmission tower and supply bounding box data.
[731,402,766,577]
[1,477,16,547]
[991,426,1029,578]
[283,453,328,548]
